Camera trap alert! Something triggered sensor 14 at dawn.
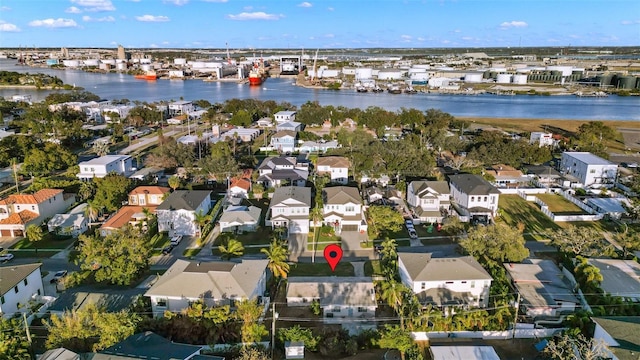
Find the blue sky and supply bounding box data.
[0,0,638,49]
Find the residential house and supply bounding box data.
[97,332,203,360]
[219,205,261,233]
[99,186,170,236]
[523,165,562,188]
[407,180,450,223]
[258,156,309,188]
[145,259,268,315]
[128,186,171,206]
[529,132,555,147]
[397,252,492,308]
[485,164,527,188]
[270,130,297,153]
[0,263,44,318]
[0,189,73,237]
[322,186,367,234]
[593,316,640,360]
[365,186,385,204]
[39,348,80,360]
[77,155,135,180]
[274,110,296,123]
[168,100,194,117]
[559,152,618,188]
[265,186,311,234]
[286,277,376,323]
[316,156,350,184]
[157,190,212,237]
[504,259,579,317]
[276,121,303,132]
[298,140,340,154]
[586,197,629,220]
[256,117,274,128]
[448,174,500,222]
[47,213,88,237]
[221,127,262,142]
[228,170,253,198]
[587,259,640,301]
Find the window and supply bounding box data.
[157,298,167,307]
[470,281,475,288]
[14,285,19,293]
[358,307,367,313]
[31,206,35,211]
[590,169,596,174]
[421,283,426,290]
[1,296,4,304]
[483,197,487,202]
[445,281,454,284]
[333,306,341,312]
[139,197,146,205]
[23,279,28,286]
[326,313,334,318]
[423,199,435,205]
[470,197,474,202]
[345,205,355,212]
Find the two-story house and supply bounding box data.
[448,174,500,223]
[0,263,44,317]
[559,152,618,188]
[398,252,492,309]
[77,155,134,180]
[270,130,297,153]
[258,156,309,189]
[276,121,303,133]
[0,189,72,237]
[274,110,297,123]
[316,156,350,185]
[407,180,450,223]
[168,100,194,118]
[156,190,212,237]
[266,186,311,234]
[485,164,527,188]
[322,186,367,234]
[100,186,170,236]
[145,259,268,316]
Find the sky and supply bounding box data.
[0,0,639,49]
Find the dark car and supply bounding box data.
[50,270,68,283]
[162,245,175,255]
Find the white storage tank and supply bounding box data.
[102,59,116,65]
[63,60,80,67]
[139,58,151,64]
[141,64,152,72]
[496,73,512,84]
[83,59,99,67]
[464,72,484,83]
[116,62,127,70]
[174,58,187,66]
[512,74,528,85]
[355,68,373,80]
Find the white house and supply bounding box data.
[286,277,376,324]
[270,130,297,153]
[0,263,44,318]
[47,213,88,237]
[258,156,309,188]
[529,132,555,147]
[145,259,268,316]
[266,186,311,234]
[77,155,135,180]
[0,189,73,237]
[559,152,618,188]
[274,110,297,124]
[322,186,367,234]
[276,121,303,133]
[156,190,212,237]
[398,252,492,308]
[407,180,450,223]
[168,100,194,117]
[316,157,350,184]
[448,174,500,222]
[219,205,261,233]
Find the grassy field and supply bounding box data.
[10,234,76,250]
[536,193,587,214]
[288,262,354,277]
[364,260,384,276]
[497,194,560,240]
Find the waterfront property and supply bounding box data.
[448,174,500,223]
[559,152,618,188]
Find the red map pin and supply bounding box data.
[324,244,343,272]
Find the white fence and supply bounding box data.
[518,190,603,222]
[560,190,596,214]
[411,327,564,340]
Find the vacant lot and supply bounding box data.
[498,195,559,240]
[536,193,587,215]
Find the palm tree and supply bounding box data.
[84,201,101,223]
[25,224,44,255]
[91,141,110,157]
[218,238,244,260]
[168,175,181,191]
[78,182,95,201]
[380,280,410,329]
[260,240,290,278]
[193,211,212,245]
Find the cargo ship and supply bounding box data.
[248,58,267,86]
[134,71,157,80]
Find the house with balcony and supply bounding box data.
[274,110,296,123]
[77,155,135,180]
[168,100,194,117]
[316,156,350,184]
[0,263,44,318]
[265,186,311,235]
[530,132,555,147]
[0,189,73,237]
[270,130,297,153]
[485,164,527,188]
[99,186,170,236]
[407,180,450,223]
[145,259,268,316]
[559,152,618,188]
[448,174,500,223]
[156,190,212,237]
[322,186,367,234]
[398,251,492,309]
[257,156,308,189]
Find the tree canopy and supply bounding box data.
[366,205,404,239]
[92,173,132,212]
[460,223,529,267]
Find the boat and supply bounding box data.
[575,91,608,97]
[387,85,401,94]
[356,86,368,93]
[404,86,417,94]
[134,71,157,80]
[372,86,384,93]
[248,57,267,86]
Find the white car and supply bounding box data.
[170,235,183,245]
[0,253,14,262]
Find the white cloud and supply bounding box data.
[1,6,11,11]
[109,41,117,45]
[243,6,253,10]
[401,35,412,40]
[500,20,528,29]
[136,14,170,22]
[298,2,312,7]
[327,7,334,11]
[65,6,82,13]
[82,15,115,22]
[164,0,189,5]
[621,19,640,25]
[29,18,79,28]
[461,36,473,41]
[150,43,159,48]
[0,21,20,32]
[70,0,116,12]
[226,12,283,20]
[324,33,334,38]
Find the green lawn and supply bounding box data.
[364,260,384,276]
[183,248,202,257]
[307,227,341,251]
[149,233,169,249]
[536,194,588,215]
[216,226,274,246]
[497,194,560,240]
[289,262,354,277]
[10,234,76,250]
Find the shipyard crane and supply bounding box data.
[310,49,319,85]
[226,42,231,65]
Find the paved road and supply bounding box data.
[118,128,180,155]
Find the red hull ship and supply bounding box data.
[248,57,267,86]
[134,71,157,80]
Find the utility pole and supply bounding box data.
[12,158,20,194]
[271,302,278,359]
[22,312,32,343]
[512,292,521,339]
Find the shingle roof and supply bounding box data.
[323,186,362,205]
[0,188,63,205]
[156,190,211,211]
[398,252,492,282]
[316,156,350,168]
[272,130,297,138]
[145,259,268,300]
[410,180,450,197]
[448,174,500,195]
[100,332,202,360]
[592,317,640,360]
[219,206,261,225]
[0,263,41,296]
[286,277,376,307]
[270,186,311,207]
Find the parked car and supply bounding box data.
[162,245,175,255]
[408,229,418,239]
[50,270,68,284]
[0,253,14,262]
[170,235,183,245]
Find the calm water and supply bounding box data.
[1,59,638,120]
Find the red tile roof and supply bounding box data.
[129,186,171,196]
[0,189,63,206]
[0,210,39,225]
[230,178,251,191]
[100,206,156,230]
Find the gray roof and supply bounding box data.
[270,186,311,208]
[99,332,202,360]
[586,197,627,214]
[257,169,308,182]
[47,213,85,229]
[504,259,578,308]
[219,206,261,225]
[410,180,450,197]
[258,156,296,170]
[563,151,615,166]
[323,186,362,205]
[0,263,41,296]
[48,288,146,313]
[524,165,561,178]
[39,348,80,360]
[286,277,376,307]
[587,259,640,298]
[448,174,500,195]
[272,130,297,138]
[156,190,211,211]
[398,252,492,282]
[145,259,268,300]
[592,317,640,360]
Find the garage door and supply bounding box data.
[341,225,359,231]
[0,229,11,237]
